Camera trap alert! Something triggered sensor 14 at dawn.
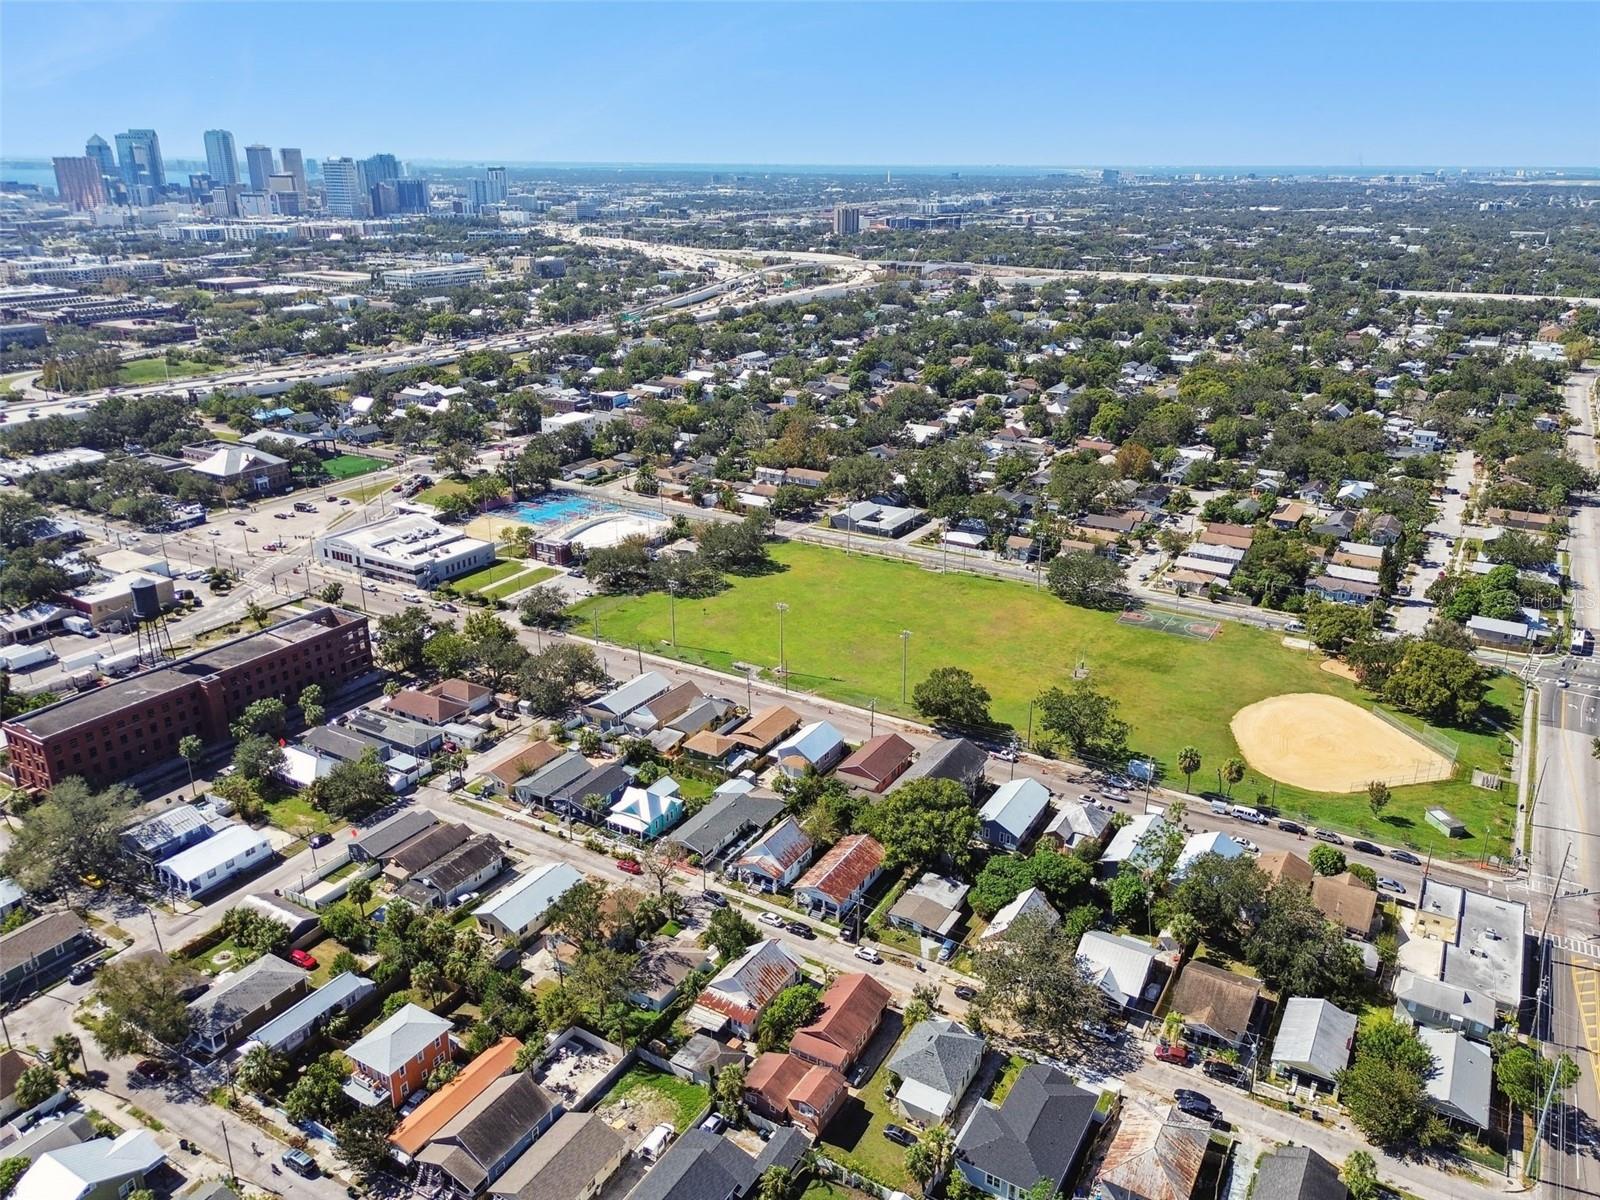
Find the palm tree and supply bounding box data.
[756,1166,794,1200]
[178,735,204,798]
[1222,757,1246,797]
[905,1124,955,1196]
[413,962,443,1005]
[49,1034,84,1076]
[347,878,373,916]
[1176,745,1201,794]
[235,1045,288,1096]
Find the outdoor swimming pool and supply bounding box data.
[510,494,614,529]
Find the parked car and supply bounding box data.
[883,1125,918,1147]
[1276,820,1306,834]
[309,832,332,848]
[616,858,642,876]
[134,1059,169,1081]
[854,946,882,964]
[1351,840,1384,857]
[1390,849,1423,866]
[1312,829,1344,845]
[1202,1059,1249,1087]
[67,960,97,985]
[233,519,247,526]
[953,985,978,1002]
[1154,1041,1192,1066]
[289,949,318,970]
[1175,1089,1221,1122]
[1377,877,1407,894]
[703,891,728,908]
[786,921,816,940]
[436,602,458,613]
[282,1148,318,1178]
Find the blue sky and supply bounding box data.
[3,2,1595,167]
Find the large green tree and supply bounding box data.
[90,956,194,1056]
[912,666,993,729]
[1034,679,1130,761]
[755,983,822,1052]
[1337,1018,1447,1148]
[1046,550,1127,609]
[857,777,979,873]
[0,778,137,893]
[968,913,1104,1054]
[1381,640,1488,726]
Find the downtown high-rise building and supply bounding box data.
[278,147,306,194]
[53,157,106,211]
[203,129,240,186]
[321,157,363,217]
[244,144,276,193]
[466,178,490,212]
[114,129,165,189]
[394,178,429,214]
[832,204,862,236]
[84,134,117,178]
[486,166,507,203]
[358,153,401,194]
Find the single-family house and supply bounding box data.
[0,912,92,993]
[953,1065,1098,1200]
[1312,873,1379,939]
[888,873,971,942]
[688,939,803,1038]
[1173,830,1247,878]
[981,887,1059,943]
[1093,1099,1209,1200]
[772,721,847,780]
[729,817,814,892]
[1166,961,1263,1050]
[583,671,670,729]
[620,681,708,734]
[544,761,632,824]
[727,705,802,754]
[474,862,584,943]
[477,740,564,797]
[349,809,439,863]
[664,780,784,864]
[835,734,916,793]
[888,1018,985,1127]
[415,1071,562,1196]
[11,1130,165,1200]
[1078,930,1162,1012]
[187,955,308,1055]
[392,1037,523,1164]
[246,972,376,1056]
[622,1126,808,1200]
[890,737,989,797]
[512,751,593,809]
[1099,813,1166,877]
[744,1052,848,1136]
[978,777,1050,849]
[386,688,470,726]
[1257,850,1315,889]
[1393,970,1495,1041]
[605,778,685,842]
[629,936,714,1012]
[668,1033,748,1087]
[155,824,273,899]
[345,1003,455,1107]
[1418,1028,1491,1129]
[121,803,215,867]
[1251,1146,1347,1200]
[1042,799,1114,851]
[793,834,885,920]
[487,1112,627,1200]
[1271,998,1357,1089]
[789,973,891,1074]
[394,833,505,909]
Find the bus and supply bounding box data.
[1572,628,1594,656]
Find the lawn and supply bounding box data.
[116,357,225,385]
[323,453,387,480]
[573,541,1521,860]
[338,478,396,503]
[599,1064,709,1132]
[262,789,332,835]
[452,558,534,592]
[819,1052,915,1193]
[416,480,470,506]
[479,566,557,601]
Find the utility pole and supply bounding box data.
[776,602,789,692]
[147,908,164,955]
[220,1118,238,1181]
[869,698,876,739]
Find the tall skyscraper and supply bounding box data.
[244,144,276,193]
[114,129,164,189]
[203,129,240,186]
[394,178,429,214]
[486,166,507,203]
[466,178,490,212]
[278,148,306,194]
[832,205,862,236]
[358,153,400,194]
[84,134,117,178]
[53,157,106,211]
[321,157,363,217]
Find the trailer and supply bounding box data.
[97,651,141,677]
[0,644,56,671]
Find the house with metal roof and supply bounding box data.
[121,802,216,865]
[772,720,847,780]
[1251,1146,1347,1200]
[788,972,891,1077]
[664,779,784,864]
[414,1070,561,1196]
[1393,969,1495,1041]
[890,737,988,796]
[1419,1027,1491,1129]
[978,777,1051,849]
[1271,997,1357,1089]
[1100,813,1166,876]
[688,938,802,1037]
[888,873,971,941]
[346,709,446,757]
[605,778,685,842]
[11,1129,165,1200]
[1093,1099,1209,1200]
[245,971,375,1056]
[953,1064,1098,1200]
[487,1111,627,1200]
[1173,829,1247,878]
[155,823,272,899]
[187,955,307,1055]
[888,1017,985,1127]
[1042,799,1113,851]
[982,887,1059,943]
[474,862,583,943]
[729,816,814,892]
[1077,931,1162,1011]
[345,1003,454,1107]
[582,671,670,728]
[793,833,884,920]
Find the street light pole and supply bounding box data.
[776,603,789,692]
[899,629,911,703]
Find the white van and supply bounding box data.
[1230,804,1268,825]
[1209,799,1231,817]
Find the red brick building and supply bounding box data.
[2,608,372,791]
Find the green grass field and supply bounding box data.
[416,480,469,505]
[338,478,395,503]
[323,453,387,480]
[599,1065,709,1132]
[451,558,532,592]
[478,565,557,600]
[116,357,225,385]
[574,542,1521,859]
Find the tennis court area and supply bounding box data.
[1116,608,1221,641]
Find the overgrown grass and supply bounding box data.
[599,1064,709,1131]
[573,541,1521,859]
[819,1048,916,1193]
[262,789,332,834]
[116,357,224,385]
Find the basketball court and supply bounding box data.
[1116,608,1222,642]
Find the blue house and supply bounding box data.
[606,778,685,842]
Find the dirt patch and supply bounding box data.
[1229,693,1452,793]
[1281,636,1315,651]
[596,1090,677,1137]
[1319,658,1360,681]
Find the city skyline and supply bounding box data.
[3,2,1596,167]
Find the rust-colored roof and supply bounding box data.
[386,689,468,724]
[1096,1099,1208,1200]
[746,1051,846,1125]
[1167,960,1262,1044]
[1312,872,1378,933]
[683,730,738,758]
[1257,850,1314,888]
[730,705,801,750]
[790,973,891,1072]
[795,834,884,904]
[483,740,562,786]
[835,734,915,791]
[389,1036,522,1156]
[426,678,492,705]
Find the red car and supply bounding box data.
[616,858,643,876]
[288,949,318,970]
[1154,1041,1192,1066]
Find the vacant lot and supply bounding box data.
[116,357,224,385]
[574,542,1520,858]
[596,1065,708,1132]
[323,453,387,480]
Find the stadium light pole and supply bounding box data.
[776,603,789,692]
[899,629,912,703]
